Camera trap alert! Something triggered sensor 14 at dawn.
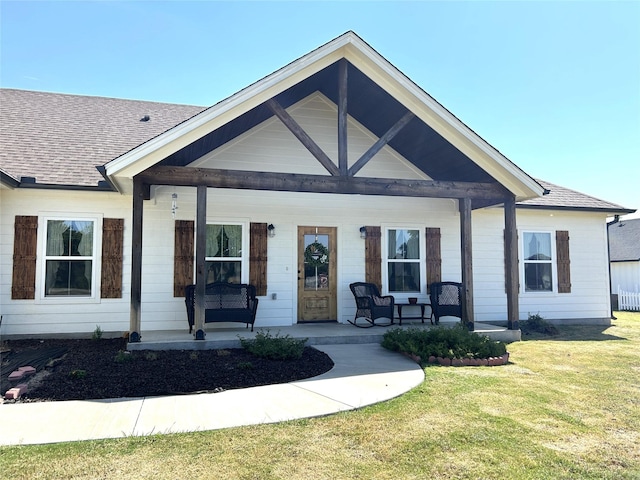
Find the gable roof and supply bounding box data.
[104,31,544,200]
[0,88,204,188]
[609,218,640,262]
[518,179,634,215]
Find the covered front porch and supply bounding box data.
[126,319,521,351]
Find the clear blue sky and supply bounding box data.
[1,1,638,218]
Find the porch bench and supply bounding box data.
[184,282,259,333]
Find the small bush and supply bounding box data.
[69,369,87,379]
[382,324,506,362]
[114,350,134,363]
[91,325,103,340]
[189,352,199,360]
[521,313,559,336]
[144,351,158,361]
[237,361,254,370]
[240,330,308,360]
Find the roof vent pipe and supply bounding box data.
[140,115,150,122]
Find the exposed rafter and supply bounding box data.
[348,111,415,176]
[266,98,340,176]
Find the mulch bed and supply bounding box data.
[0,338,334,403]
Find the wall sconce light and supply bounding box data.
[171,193,178,219]
[267,224,276,238]
[359,226,367,239]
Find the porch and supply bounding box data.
[126,319,520,351]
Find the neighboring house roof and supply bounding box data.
[517,179,634,215]
[0,89,204,188]
[609,218,640,262]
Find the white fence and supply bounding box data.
[618,286,640,311]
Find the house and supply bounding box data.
[608,218,640,308]
[1,31,634,341]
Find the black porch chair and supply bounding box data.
[349,282,395,327]
[429,281,464,325]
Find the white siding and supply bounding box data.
[611,261,640,294]
[0,189,132,336]
[473,208,612,323]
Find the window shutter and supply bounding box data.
[249,222,267,296]
[364,226,382,291]
[556,230,571,293]
[100,218,124,298]
[425,227,442,292]
[174,220,194,297]
[12,215,38,300]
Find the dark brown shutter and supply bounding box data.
[556,230,571,293]
[12,216,38,300]
[101,218,124,298]
[425,227,441,292]
[364,226,382,291]
[249,222,267,296]
[174,220,194,297]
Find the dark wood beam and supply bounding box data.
[338,59,348,176]
[504,195,519,330]
[266,98,340,176]
[194,185,207,340]
[129,178,145,342]
[348,111,415,177]
[139,166,508,201]
[459,197,474,331]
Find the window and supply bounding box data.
[205,224,243,283]
[523,232,553,292]
[386,228,421,292]
[44,219,96,297]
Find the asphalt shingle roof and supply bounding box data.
[609,218,640,262]
[518,179,632,213]
[0,89,204,187]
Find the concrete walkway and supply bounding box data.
[0,343,424,446]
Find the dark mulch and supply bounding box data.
[0,338,334,402]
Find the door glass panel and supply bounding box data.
[303,234,330,291]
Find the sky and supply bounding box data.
[1,1,639,219]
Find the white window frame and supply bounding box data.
[204,221,248,284]
[38,214,102,302]
[520,230,557,294]
[382,225,426,297]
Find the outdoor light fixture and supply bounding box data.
[359,226,367,239]
[171,193,178,219]
[267,224,276,238]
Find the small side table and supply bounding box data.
[396,303,432,325]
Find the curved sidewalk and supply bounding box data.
[0,343,424,446]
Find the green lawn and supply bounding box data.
[2,312,639,479]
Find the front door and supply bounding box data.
[298,226,337,322]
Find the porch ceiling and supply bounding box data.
[158,61,494,185]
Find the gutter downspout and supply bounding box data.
[606,215,620,319]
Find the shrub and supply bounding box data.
[114,350,134,363]
[240,330,308,360]
[69,369,87,379]
[237,361,254,370]
[382,324,506,362]
[521,313,559,336]
[144,351,158,361]
[91,325,103,340]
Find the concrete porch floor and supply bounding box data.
[127,320,521,351]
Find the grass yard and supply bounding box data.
[1,312,639,479]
